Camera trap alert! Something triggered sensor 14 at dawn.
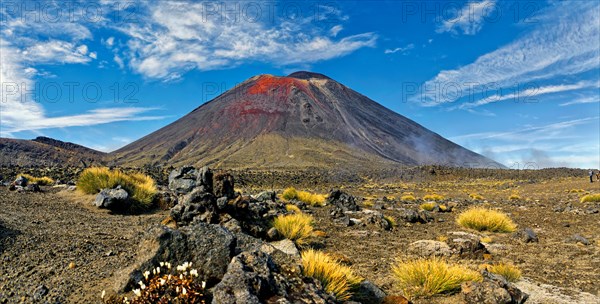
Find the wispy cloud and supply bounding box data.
[559,96,600,106]
[458,80,599,109]
[437,0,497,35]
[384,43,414,54]
[113,1,376,81]
[420,1,600,106]
[452,117,599,168]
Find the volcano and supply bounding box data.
[111,72,502,170]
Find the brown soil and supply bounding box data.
[0,187,165,303]
[0,175,599,303]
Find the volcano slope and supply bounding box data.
[111,72,501,170]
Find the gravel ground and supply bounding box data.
[0,187,165,304]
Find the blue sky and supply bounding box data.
[0,0,598,169]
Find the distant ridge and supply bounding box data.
[0,137,105,167]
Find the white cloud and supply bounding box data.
[420,2,600,106]
[437,0,497,35]
[89,52,97,59]
[458,80,599,109]
[384,43,414,54]
[105,37,115,47]
[560,96,600,106]
[114,1,376,80]
[21,40,92,64]
[330,25,343,37]
[452,117,600,168]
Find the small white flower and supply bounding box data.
[190,269,198,277]
[176,286,179,293]
[168,274,172,280]
[133,289,141,297]
[140,283,146,290]
[182,287,187,295]
[144,270,151,279]
[202,281,206,289]
[101,290,106,299]
[179,274,184,280]
[160,262,165,267]
[159,278,166,286]
[156,267,161,274]
[138,281,144,287]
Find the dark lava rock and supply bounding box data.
[24,183,41,192]
[447,232,489,259]
[513,228,538,243]
[214,172,235,199]
[327,189,360,212]
[566,234,590,245]
[93,187,130,210]
[398,208,430,224]
[33,285,49,301]
[168,166,198,194]
[13,175,28,187]
[461,271,528,304]
[212,249,335,304]
[120,223,236,291]
[352,280,387,304]
[170,188,218,225]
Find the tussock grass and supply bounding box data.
[456,208,517,233]
[469,193,484,200]
[384,215,397,227]
[392,258,482,298]
[301,249,363,301]
[18,173,54,185]
[580,193,600,203]
[509,193,521,200]
[423,194,444,201]
[281,187,326,206]
[569,189,585,193]
[400,194,416,201]
[285,204,301,213]
[480,236,493,243]
[420,202,438,211]
[77,167,157,206]
[273,213,314,246]
[485,263,522,282]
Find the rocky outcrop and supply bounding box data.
[462,271,528,304]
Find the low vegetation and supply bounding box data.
[273,212,314,246]
[509,193,521,200]
[420,202,438,211]
[384,215,397,227]
[281,187,326,206]
[392,258,482,298]
[580,193,600,203]
[103,262,206,303]
[485,263,522,282]
[469,193,484,200]
[301,249,363,301]
[285,204,301,213]
[77,167,157,206]
[423,194,444,201]
[18,173,54,185]
[400,194,416,201]
[456,207,517,233]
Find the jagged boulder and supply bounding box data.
[93,186,130,210]
[462,271,528,304]
[327,189,360,212]
[170,188,218,225]
[447,232,489,259]
[118,223,236,291]
[212,249,335,304]
[407,240,452,257]
[214,172,235,199]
